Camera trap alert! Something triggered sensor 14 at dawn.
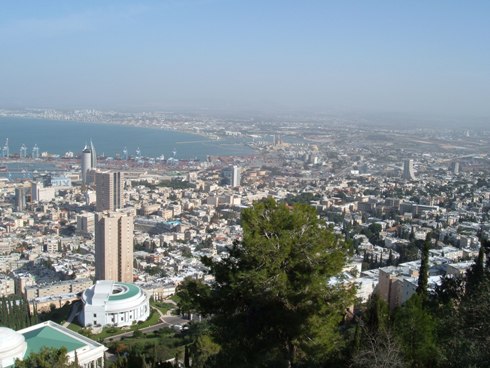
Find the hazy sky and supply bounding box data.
[1,0,489,117]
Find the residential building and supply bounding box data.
[95,211,134,283]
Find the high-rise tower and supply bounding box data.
[90,140,97,168]
[96,171,124,212]
[95,210,134,283]
[81,141,97,185]
[450,162,460,175]
[222,165,241,187]
[402,159,416,180]
[231,165,241,187]
[14,187,26,211]
[81,145,92,185]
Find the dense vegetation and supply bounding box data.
[133,179,194,190]
[15,347,79,368]
[9,199,490,367]
[0,295,38,330]
[173,199,490,368]
[177,198,355,367]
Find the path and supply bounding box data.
[63,301,81,327]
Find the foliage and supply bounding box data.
[15,347,78,368]
[109,328,186,367]
[350,296,405,368]
[350,328,406,368]
[0,295,37,330]
[285,192,322,205]
[416,235,430,297]
[176,277,211,319]
[393,294,439,367]
[178,198,354,367]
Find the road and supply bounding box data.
[103,311,188,343]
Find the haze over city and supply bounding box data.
[1,0,489,120]
[1,2,490,368]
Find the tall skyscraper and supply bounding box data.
[231,165,241,187]
[90,140,97,168]
[402,159,416,180]
[95,210,134,283]
[450,161,460,175]
[81,141,96,185]
[222,165,241,187]
[96,171,124,212]
[14,187,26,211]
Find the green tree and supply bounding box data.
[189,334,220,368]
[465,246,486,295]
[393,294,439,367]
[439,275,490,367]
[351,295,405,368]
[176,277,210,319]
[364,294,389,334]
[416,235,430,298]
[15,347,79,368]
[182,198,354,367]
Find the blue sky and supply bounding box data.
[0,0,489,117]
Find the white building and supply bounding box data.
[31,182,55,202]
[0,321,106,368]
[80,280,150,328]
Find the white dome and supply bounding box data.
[0,327,27,367]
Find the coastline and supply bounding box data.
[0,116,256,159]
[0,115,213,140]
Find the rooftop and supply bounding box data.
[22,325,85,356]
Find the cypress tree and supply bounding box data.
[387,249,394,266]
[416,234,430,298]
[353,321,361,353]
[184,345,190,367]
[466,246,485,295]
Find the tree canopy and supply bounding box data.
[177,198,354,367]
[15,347,78,368]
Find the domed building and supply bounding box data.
[0,327,27,367]
[0,321,106,368]
[80,280,150,328]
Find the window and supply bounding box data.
[93,313,97,318]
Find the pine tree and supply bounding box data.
[179,198,354,367]
[466,246,485,295]
[416,235,430,298]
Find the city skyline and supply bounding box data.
[0,1,489,120]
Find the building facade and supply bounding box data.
[80,280,149,328]
[14,187,26,211]
[96,171,124,212]
[0,321,107,368]
[95,211,134,283]
[81,145,92,185]
[402,159,416,180]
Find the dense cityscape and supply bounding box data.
[0,106,489,367]
[1,1,490,367]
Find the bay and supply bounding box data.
[0,117,254,160]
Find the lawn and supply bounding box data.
[151,301,174,315]
[66,309,163,341]
[108,327,186,362]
